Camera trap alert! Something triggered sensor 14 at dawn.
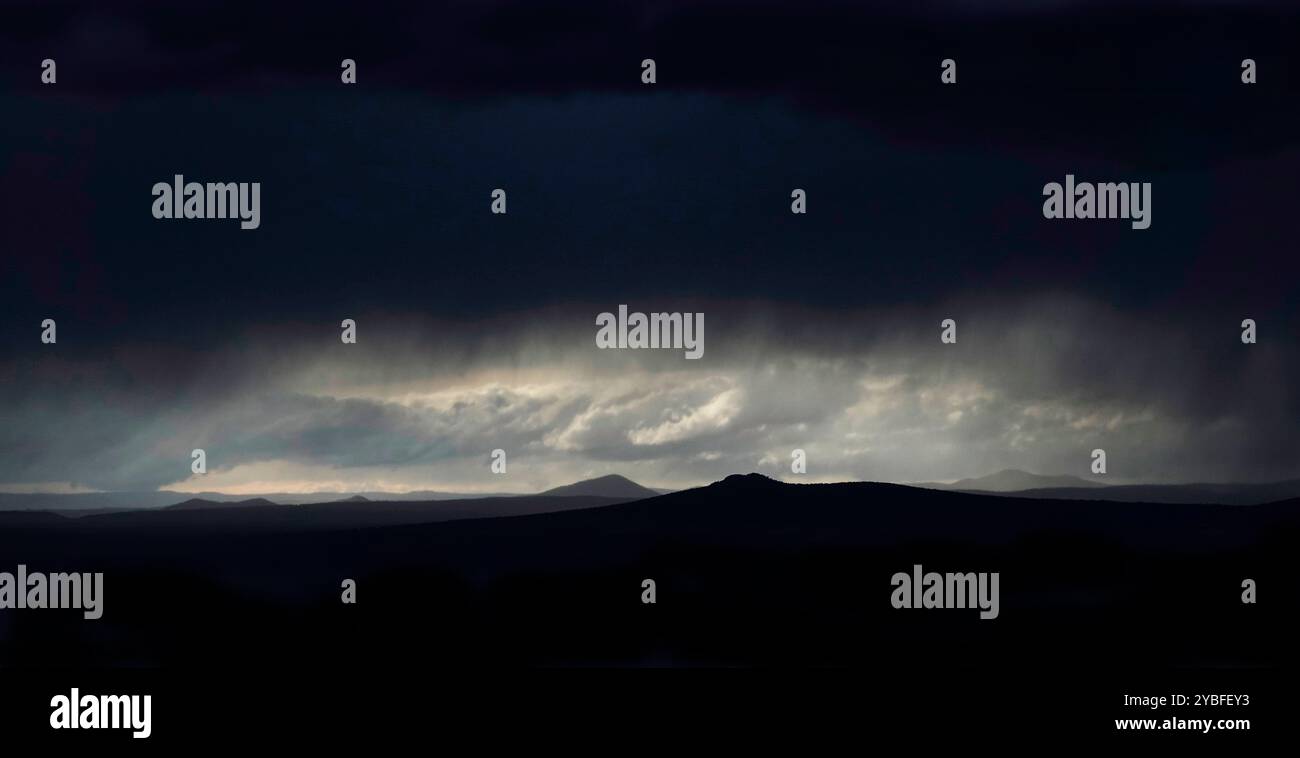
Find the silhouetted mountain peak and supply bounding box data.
[712,473,784,490]
[540,475,658,499]
[338,495,370,503]
[165,497,276,511]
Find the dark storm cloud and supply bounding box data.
[3,90,1297,354]
[4,1,1299,93]
[5,0,1300,170]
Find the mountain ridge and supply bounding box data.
[937,469,1103,492]
[539,474,659,499]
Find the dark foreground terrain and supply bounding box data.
[1,474,1295,670]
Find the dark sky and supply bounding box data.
[1,1,1297,492]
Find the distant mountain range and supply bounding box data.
[916,468,1300,505]
[0,475,660,513]
[74,492,638,532]
[921,469,1104,492]
[4,469,1300,518]
[0,488,511,512]
[166,497,278,511]
[4,474,666,532]
[165,493,371,510]
[991,481,1300,506]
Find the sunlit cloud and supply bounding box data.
[2,296,1296,493]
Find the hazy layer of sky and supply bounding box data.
[2,292,1296,493]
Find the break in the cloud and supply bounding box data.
[2,294,1295,493]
